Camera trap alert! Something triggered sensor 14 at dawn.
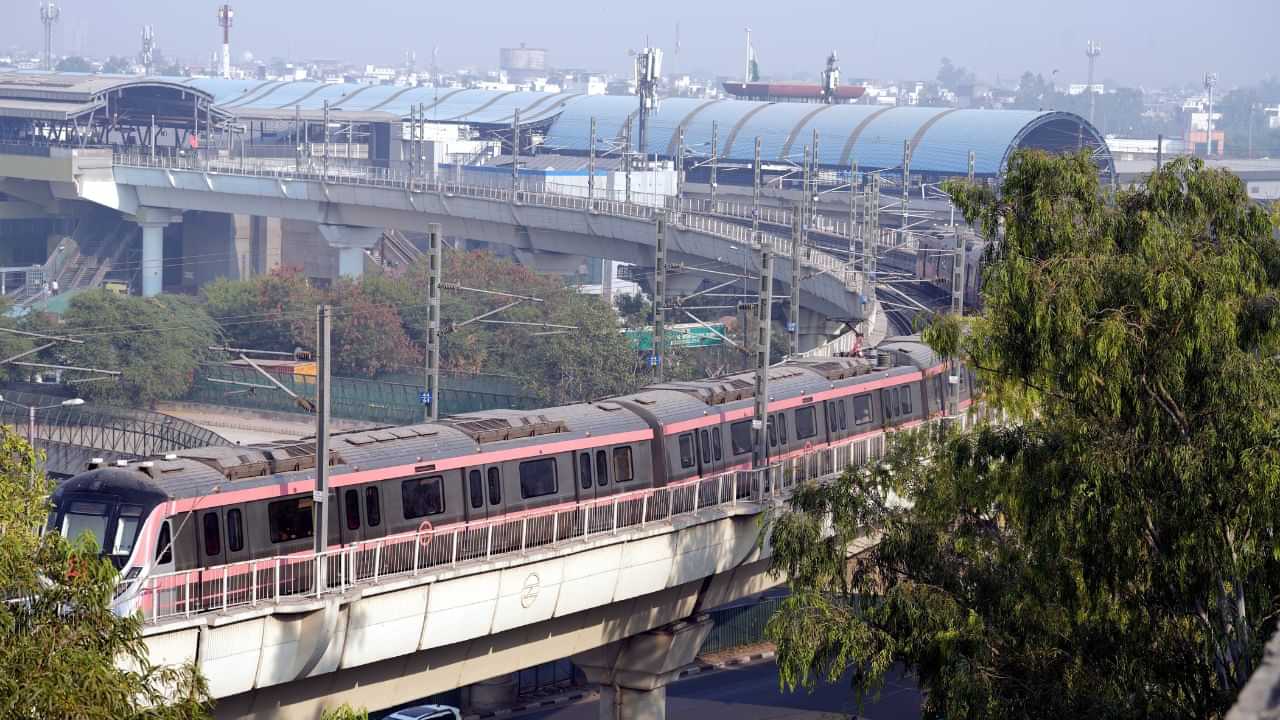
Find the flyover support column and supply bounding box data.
[134,207,181,298]
[318,224,382,280]
[573,615,712,720]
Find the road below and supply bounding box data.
[522,660,920,720]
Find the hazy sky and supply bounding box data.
[4,0,1277,88]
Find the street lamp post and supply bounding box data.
[0,394,85,444]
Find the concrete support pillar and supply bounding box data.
[573,615,712,720]
[140,223,165,297]
[336,247,365,279]
[134,207,181,298]
[318,223,381,280]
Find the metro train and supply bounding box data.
[49,335,972,605]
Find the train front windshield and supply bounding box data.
[57,500,145,568]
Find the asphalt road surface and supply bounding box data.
[522,660,921,720]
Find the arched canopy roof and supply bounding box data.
[543,96,1114,179]
[0,71,227,123]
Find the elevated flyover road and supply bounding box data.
[54,150,867,349]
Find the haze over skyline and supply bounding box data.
[2,0,1276,89]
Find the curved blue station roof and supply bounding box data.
[169,77,1111,179]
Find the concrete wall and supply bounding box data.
[280,219,340,281]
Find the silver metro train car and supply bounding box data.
[49,335,972,607]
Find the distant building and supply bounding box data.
[1266,106,1280,130]
[1106,136,1188,160]
[1068,83,1105,95]
[500,44,548,82]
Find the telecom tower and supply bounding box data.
[634,45,663,168]
[1085,40,1102,125]
[1204,72,1218,157]
[39,2,59,71]
[140,25,156,75]
[820,51,840,104]
[216,4,234,79]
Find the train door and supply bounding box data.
[483,464,507,517]
[223,504,249,565]
[362,485,386,540]
[593,448,615,497]
[574,451,595,502]
[696,427,712,477]
[340,487,366,545]
[198,509,225,569]
[465,468,488,521]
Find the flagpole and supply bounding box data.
[745,27,752,84]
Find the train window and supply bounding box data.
[882,389,895,419]
[202,512,221,557]
[595,450,609,486]
[614,446,634,482]
[730,420,753,455]
[469,470,483,509]
[827,402,838,433]
[61,500,109,550]
[519,458,558,499]
[111,505,143,557]
[853,394,873,425]
[767,417,776,448]
[902,387,913,415]
[778,414,788,444]
[839,400,848,430]
[795,406,818,440]
[712,429,722,461]
[700,430,712,464]
[155,521,172,564]
[365,487,381,527]
[227,509,244,553]
[401,475,445,519]
[678,434,695,468]
[579,452,593,489]
[487,467,502,505]
[268,497,314,543]
[345,489,362,530]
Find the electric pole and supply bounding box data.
[901,140,912,231]
[1204,73,1218,157]
[313,304,332,557]
[511,107,521,189]
[653,210,668,382]
[1085,41,1102,126]
[423,223,442,422]
[709,120,719,210]
[623,117,633,204]
[587,116,597,208]
[752,241,773,471]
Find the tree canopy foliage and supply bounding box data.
[205,250,646,405]
[767,152,1280,719]
[0,427,209,718]
[45,292,220,408]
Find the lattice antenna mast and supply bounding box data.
[140,25,156,75]
[1204,72,1218,157]
[217,4,234,79]
[1085,40,1101,125]
[39,2,60,71]
[820,51,840,104]
[634,45,663,170]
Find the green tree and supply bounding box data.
[0,297,32,383]
[100,56,135,74]
[319,705,368,720]
[767,153,1280,719]
[936,57,975,90]
[50,291,219,407]
[0,427,210,718]
[55,56,93,73]
[202,268,315,354]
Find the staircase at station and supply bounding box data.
[372,228,424,270]
[53,216,137,293]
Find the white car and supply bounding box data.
[385,705,462,720]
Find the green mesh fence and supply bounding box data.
[187,363,538,425]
